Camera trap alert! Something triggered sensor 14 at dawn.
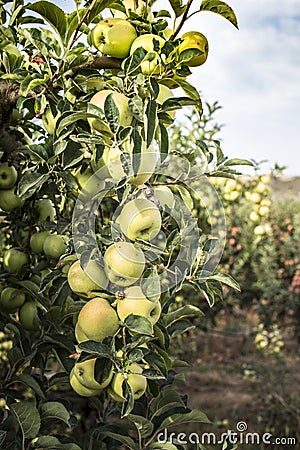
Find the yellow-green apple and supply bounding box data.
[258,205,269,217]
[74,166,107,198]
[248,192,261,204]
[224,190,240,202]
[116,198,161,241]
[261,174,271,184]
[0,287,26,313]
[104,242,145,286]
[249,211,259,222]
[72,357,113,390]
[0,187,24,212]
[108,362,147,402]
[75,297,119,343]
[92,18,137,58]
[256,181,269,193]
[254,225,265,236]
[260,198,271,207]
[3,248,28,274]
[43,234,68,260]
[152,185,174,209]
[29,231,51,254]
[67,260,108,297]
[178,31,209,67]
[34,198,56,225]
[69,371,102,397]
[88,89,132,134]
[130,34,166,74]
[0,163,17,189]
[19,301,41,331]
[117,285,161,326]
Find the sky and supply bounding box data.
[58,0,300,175]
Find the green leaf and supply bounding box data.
[104,93,120,133]
[10,401,41,439]
[145,99,158,148]
[168,0,186,17]
[158,409,210,431]
[208,272,240,291]
[27,144,48,163]
[150,388,185,418]
[33,435,82,449]
[17,172,50,200]
[127,414,154,438]
[222,158,254,167]
[56,111,90,137]
[174,78,201,103]
[40,401,71,426]
[77,340,113,358]
[200,0,239,29]
[101,430,138,449]
[163,305,204,327]
[124,314,153,335]
[28,1,67,41]
[12,374,46,400]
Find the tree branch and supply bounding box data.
[171,0,194,40]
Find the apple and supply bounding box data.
[69,371,102,397]
[43,234,68,260]
[19,301,41,331]
[72,357,112,390]
[34,199,56,225]
[117,285,161,325]
[104,242,145,287]
[261,198,271,207]
[130,34,166,74]
[249,211,259,222]
[178,31,209,67]
[109,362,147,402]
[116,198,161,241]
[0,163,18,189]
[256,181,269,193]
[152,186,174,210]
[249,192,261,204]
[157,84,176,124]
[75,297,119,343]
[92,18,137,58]
[67,260,108,297]
[254,225,265,236]
[261,174,271,184]
[0,287,26,314]
[29,231,51,254]
[88,89,132,135]
[0,187,24,212]
[3,248,28,274]
[224,190,239,202]
[259,206,269,217]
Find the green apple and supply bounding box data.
[248,192,261,204]
[70,370,102,397]
[104,242,145,287]
[74,166,107,198]
[0,187,24,212]
[224,190,239,201]
[88,89,132,135]
[116,198,161,241]
[92,18,137,58]
[256,181,269,193]
[152,185,174,209]
[261,174,271,185]
[34,199,56,225]
[157,84,176,123]
[75,297,119,343]
[67,260,108,297]
[178,31,209,67]
[0,287,26,313]
[72,357,113,390]
[0,163,18,189]
[261,198,271,207]
[249,211,259,222]
[259,205,269,217]
[3,248,28,274]
[29,231,51,254]
[130,34,166,74]
[43,234,68,260]
[19,301,41,331]
[109,362,147,402]
[254,225,265,236]
[117,285,161,326]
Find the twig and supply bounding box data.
[171,0,194,40]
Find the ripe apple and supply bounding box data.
[72,357,113,390]
[116,198,161,241]
[117,285,161,325]
[249,211,259,222]
[29,231,51,254]
[256,181,269,193]
[261,174,271,184]
[43,234,68,260]
[0,287,26,313]
[178,31,209,67]
[19,301,41,331]
[249,192,261,204]
[34,199,56,225]
[254,225,265,236]
[224,190,240,201]
[74,166,107,199]
[152,186,174,210]
[130,34,166,74]
[67,260,108,297]
[3,248,28,275]
[109,362,147,402]
[260,198,271,207]
[75,297,119,343]
[69,371,102,397]
[92,18,137,58]
[88,89,132,135]
[259,205,269,217]
[0,163,18,189]
[0,187,24,212]
[104,242,145,287]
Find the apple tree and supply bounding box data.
[0,0,248,448]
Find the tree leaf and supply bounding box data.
[101,430,138,449]
[208,272,240,291]
[124,314,153,336]
[163,305,204,327]
[168,0,186,17]
[200,0,239,29]
[17,172,50,200]
[127,414,154,438]
[10,401,41,439]
[33,435,82,449]
[222,158,254,167]
[40,401,70,426]
[28,1,67,41]
[145,99,158,148]
[12,374,46,400]
[77,340,113,358]
[104,93,120,133]
[158,409,210,431]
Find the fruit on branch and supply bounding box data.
[116,197,161,241]
[178,31,209,67]
[69,372,102,397]
[152,185,174,210]
[19,301,41,331]
[117,285,161,326]
[92,18,137,58]
[75,297,119,343]
[43,234,68,260]
[130,34,166,74]
[0,287,26,313]
[0,187,24,212]
[104,242,145,287]
[67,260,108,297]
[71,357,113,390]
[0,163,17,189]
[3,248,28,275]
[29,231,51,254]
[34,199,56,225]
[108,362,147,402]
[74,166,106,198]
[88,89,132,134]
